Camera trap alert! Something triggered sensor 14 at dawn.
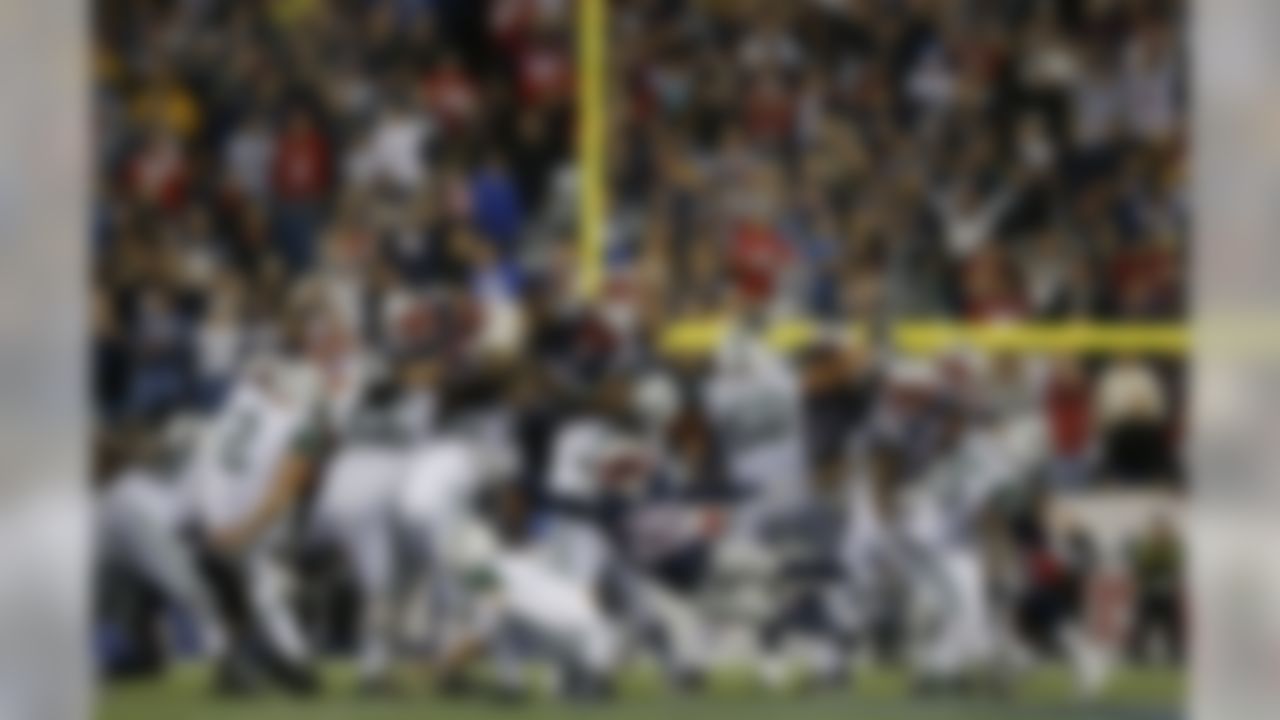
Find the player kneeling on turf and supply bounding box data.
[429,521,621,701]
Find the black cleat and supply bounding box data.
[436,673,478,698]
[564,673,616,703]
[671,669,707,696]
[263,659,321,697]
[212,653,261,698]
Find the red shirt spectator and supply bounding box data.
[1046,359,1093,457]
[490,0,540,56]
[271,111,331,202]
[423,56,480,133]
[962,247,1027,321]
[729,221,792,303]
[516,42,573,107]
[1111,239,1180,315]
[743,72,794,143]
[128,131,189,211]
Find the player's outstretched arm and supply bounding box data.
[211,446,317,554]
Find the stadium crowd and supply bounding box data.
[95,0,577,421]
[91,0,1187,700]
[610,0,1186,323]
[93,0,1186,487]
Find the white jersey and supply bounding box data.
[991,411,1048,481]
[704,357,807,505]
[916,430,1014,544]
[397,437,493,552]
[549,420,610,503]
[99,468,188,544]
[499,549,611,639]
[449,522,617,672]
[187,380,318,533]
[544,418,653,581]
[548,418,650,502]
[313,390,436,539]
[897,433,1009,678]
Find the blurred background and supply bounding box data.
[92,0,1188,488]
[90,0,1188,714]
[603,0,1187,489]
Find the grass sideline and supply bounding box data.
[100,663,1183,720]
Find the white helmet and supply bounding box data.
[244,353,324,409]
[632,371,680,431]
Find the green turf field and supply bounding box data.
[100,663,1183,720]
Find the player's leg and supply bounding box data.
[195,543,260,694]
[902,540,966,690]
[801,581,861,690]
[316,449,404,689]
[394,490,463,657]
[556,601,620,701]
[505,554,620,700]
[99,478,227,660]
[637,576,710,689]
[945,546,998,682]
[839,519,892,675]
[703,526,784,686]
[240,534,317,693]
[907,542,997,693]
[736,500,797,691]
[346,515,399,689]
[487,618,540,701]
[94,558,170,678]
[131,528,228,662]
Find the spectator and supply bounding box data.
[271,108,332,270]
[608,0,1186,324]
[127,289,190,418]
[1044,356,1094,490]
[127,128,190,213]
[194,278,245,410]
[223,110,275,204]
[1096,356,1172,483]
[92,0,1186,491]
[1127,515,1185,664]
[422,51,481,135]
[94,287,130,420]
[469,152,525,255]
[93,0,574,430]
[365,96,432,195]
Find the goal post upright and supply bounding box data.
[576,0,607,301]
